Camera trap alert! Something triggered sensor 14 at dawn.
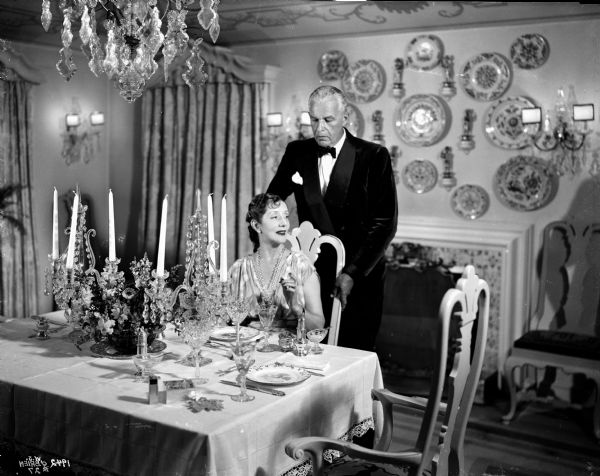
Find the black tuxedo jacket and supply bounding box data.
[267,130,398,282]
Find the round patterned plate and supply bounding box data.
[402,160,438,194]
[345,102,364,138]
[450,184,490,220]
[493,155,558,211]
[510,33,549,69]
[459,52,512,102]
[317,50,349,80]
[484,96,540,149]
[341,59,386,103]
[394,94,450,147]
[406,34,444,71]
[246,363,310,386]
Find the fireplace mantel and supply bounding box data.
[392,217,535,378]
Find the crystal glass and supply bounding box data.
[132,353,162,382]
[180,316,214,383]
[257,304,278,352]
[229,341,256,402]
[307,328,329,354]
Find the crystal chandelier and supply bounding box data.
[41,0,220,102]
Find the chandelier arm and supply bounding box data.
[561,131,588,152]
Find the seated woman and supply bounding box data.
[229,193,325,331]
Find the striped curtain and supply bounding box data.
[0,72,38,317]
[138,63,266,272]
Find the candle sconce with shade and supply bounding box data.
[521,86,597,178]
[61,97,105,166]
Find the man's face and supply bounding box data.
[309,96,347,147]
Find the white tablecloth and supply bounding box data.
[0,313,383,476]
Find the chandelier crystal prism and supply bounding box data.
[41,0,220,102]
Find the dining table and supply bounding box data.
[0,312,383,476]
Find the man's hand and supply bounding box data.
[332,273,354,310]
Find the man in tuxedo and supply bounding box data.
[267,85,398,351]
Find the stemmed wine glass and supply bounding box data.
[180,315,214,383]
[306,328,329,354]
[257,303,278,352]
[229,340,257,402]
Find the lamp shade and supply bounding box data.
[573,104,594,121]
[90,111,105,126]
[267,112,283,127]
[521,107,542,124]
[65,113,81,128]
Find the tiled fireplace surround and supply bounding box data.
[391,217,534,379]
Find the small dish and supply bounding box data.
[406,34,444,71]
[341,59,386,103]
[510,33,549,69]
[450,184,490,220]
[209,326,260,342]
[345,102,365,138]
[402,160,438,194]
[317,50,349,80]
[459,52,512,102]
[246,363,310,386]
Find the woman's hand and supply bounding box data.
[280,273,304,315]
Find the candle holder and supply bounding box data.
[392,58,405,101]
[294,311,308,357]
[458,109,476,154]
[439,55,457,100]
[439,146,457,191]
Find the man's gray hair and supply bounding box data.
[308,85,347,112]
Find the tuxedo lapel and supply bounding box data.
[300,141,335,234]
[324,132,355,209]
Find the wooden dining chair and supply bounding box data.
[286,221,345,345]
[285,265,490,476]
[502,221,600,443]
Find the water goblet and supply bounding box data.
[306,328,329,354]
[132,353,162,382]
[229,341,256,402]
[181,317,213,383]
[257,304,278,352]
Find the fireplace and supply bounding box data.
[389,216,534,380]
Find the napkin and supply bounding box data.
[275,352,330,373]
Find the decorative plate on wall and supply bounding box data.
[394,94,450,147]
[317,50,349,80]
[401,160,438,194]
[450,184,490,220]
[405,34,444,71]
[493,155,558,211]
[459,52,512,102]
[345,102,365,138]
[510,34,549,69]
[484,96,540,149]
[341,59,386,103]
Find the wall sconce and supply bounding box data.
[61,101,105,166]
[521,87,594,177]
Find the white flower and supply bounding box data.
[291,171,303,185]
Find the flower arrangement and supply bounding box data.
[386,242,456,272]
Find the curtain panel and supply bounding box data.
[0,70,39,317]
[139,62,268,271]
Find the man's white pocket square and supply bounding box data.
[291,172,303,185]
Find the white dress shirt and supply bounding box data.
[318,130,346,195]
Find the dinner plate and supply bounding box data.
[450,184,490,220]
[484,96,539,149]
[209,326,260,342]
[246,363,310,386]
[510,33,549,69]
[402,160,438,193]
[459,52,512,102]
[394,94,450,146]
[345,102,364,138]
[493,155,558,211]
[317,50,349,80]
[341,59,386,103]
[406,34,444,71]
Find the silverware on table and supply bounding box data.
[219,379,285,397]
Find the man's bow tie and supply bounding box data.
[317,146,336,159]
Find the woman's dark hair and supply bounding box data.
[246,192,283,252]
